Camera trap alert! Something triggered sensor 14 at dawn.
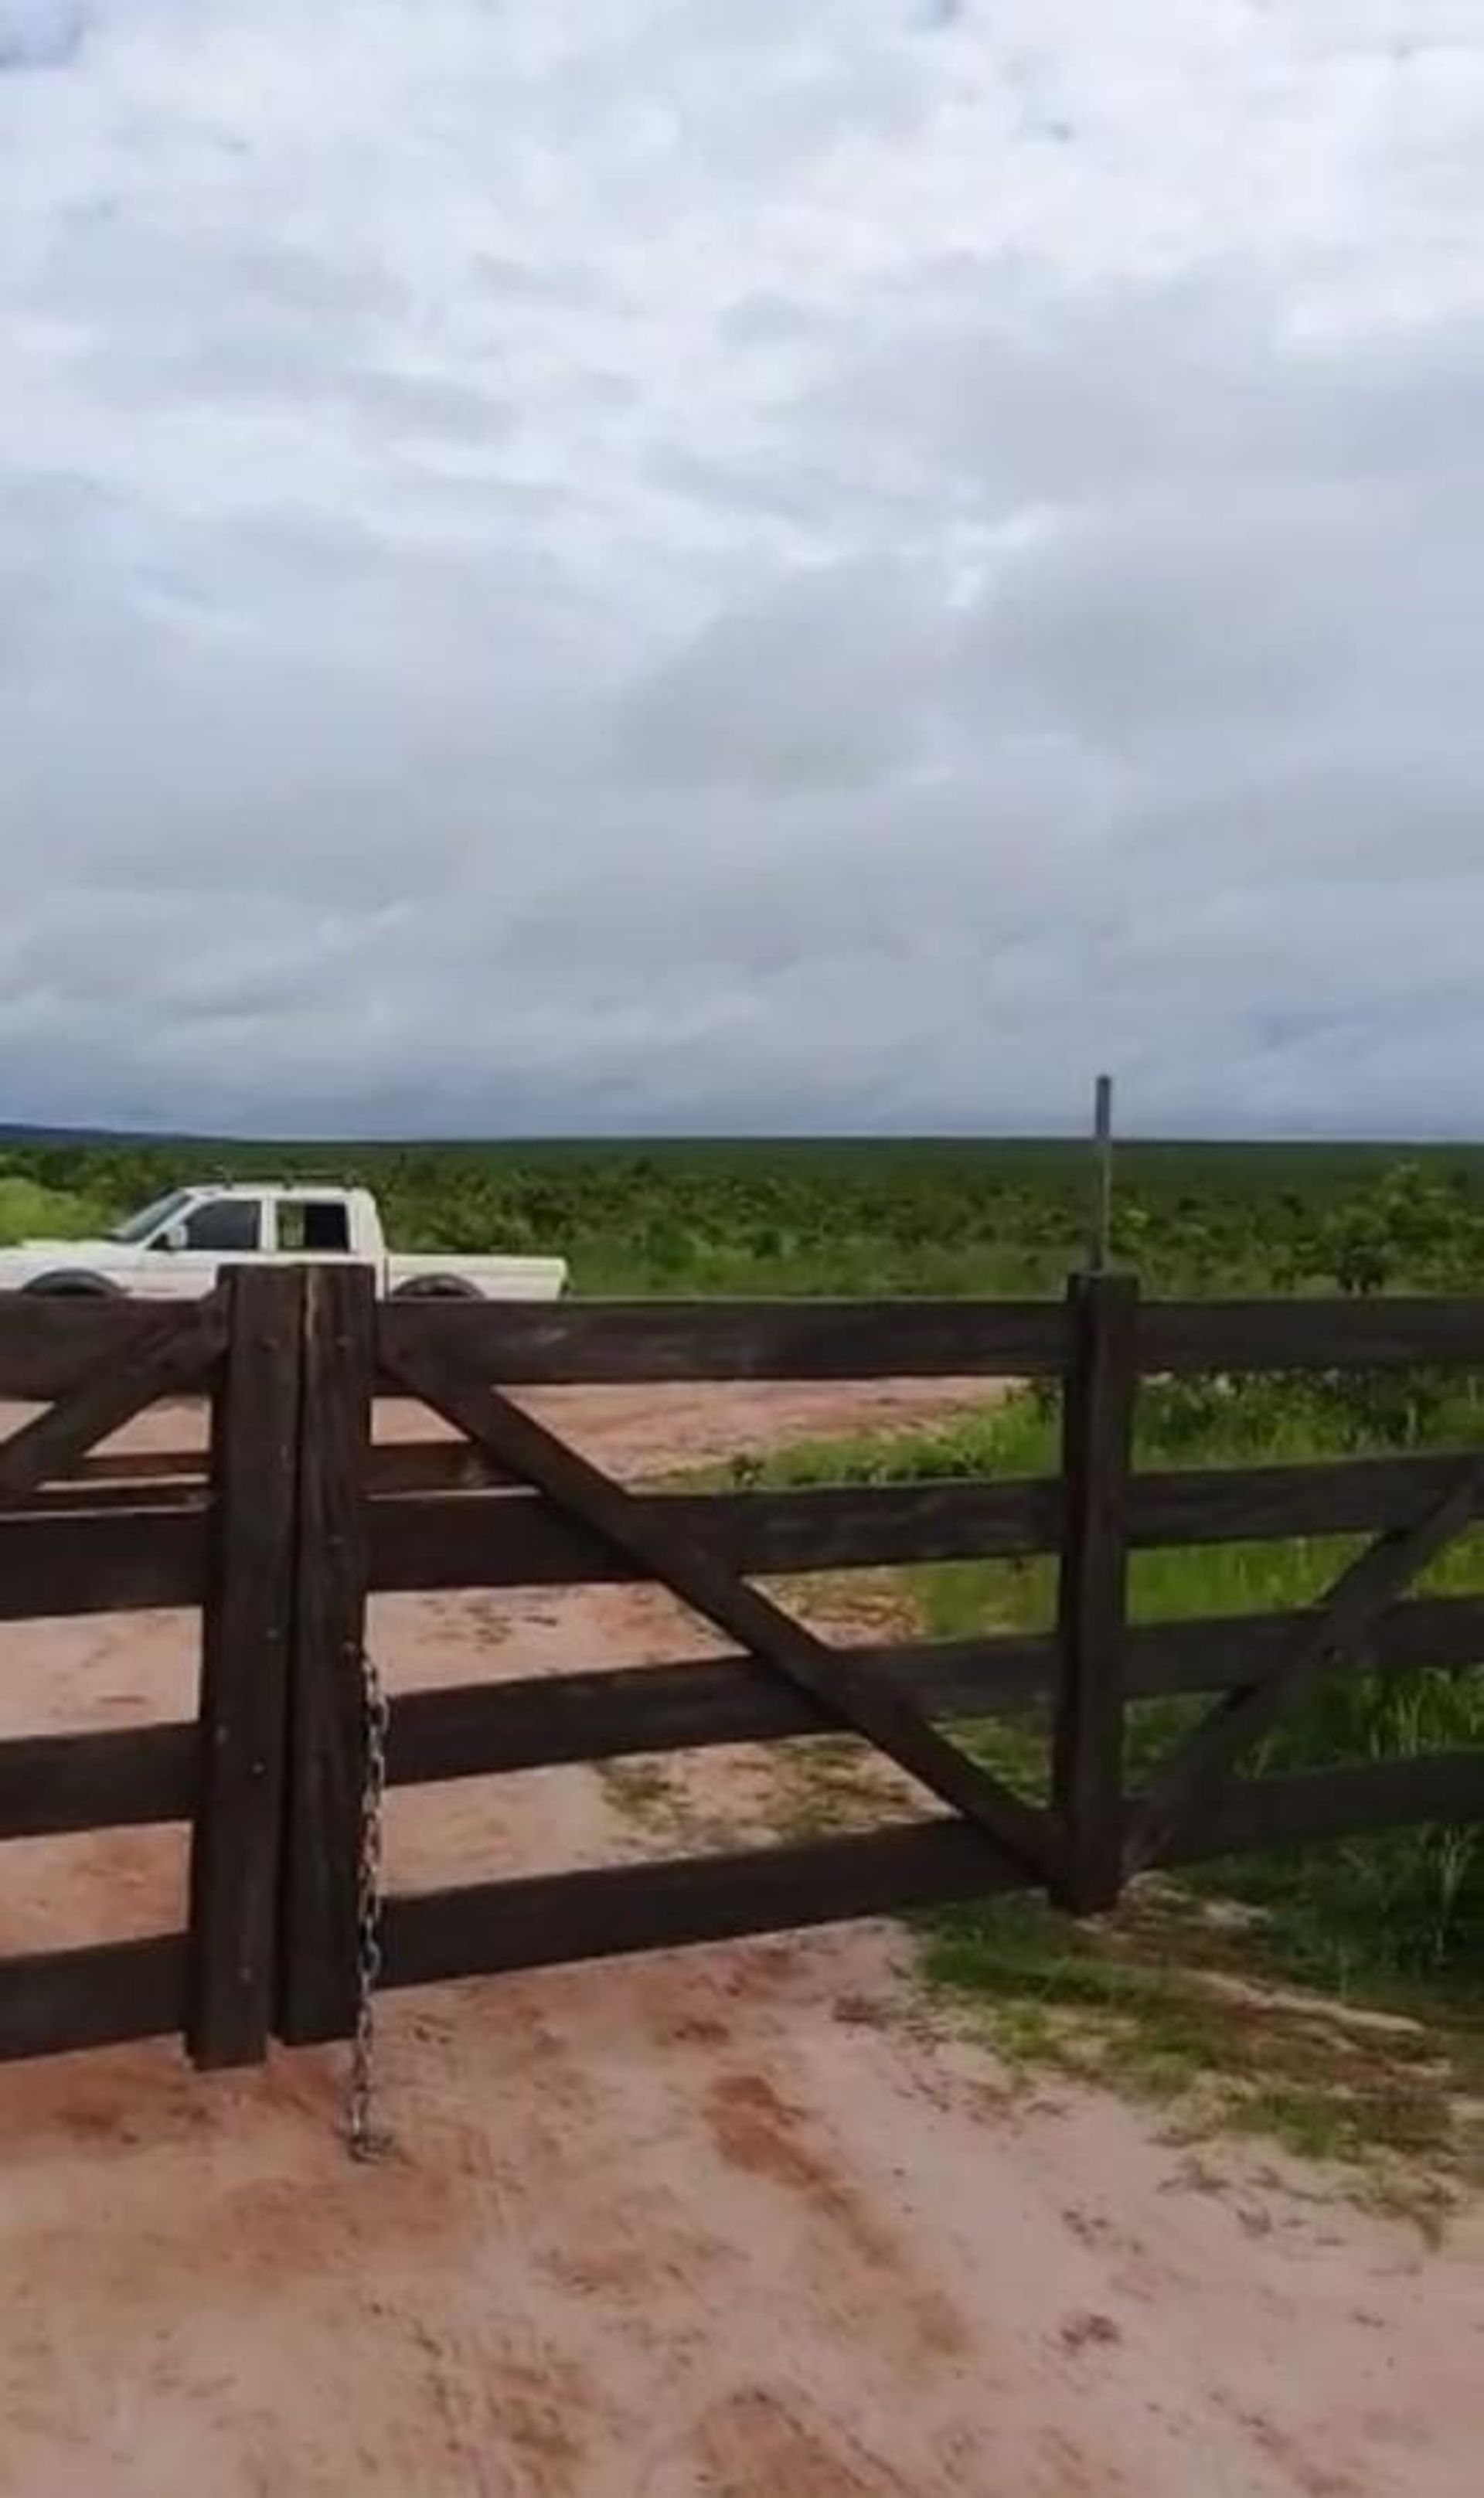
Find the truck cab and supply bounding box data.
[116,1183,379,1262]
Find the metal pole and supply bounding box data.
[1089,1073,1114,1271]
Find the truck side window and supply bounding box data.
[179,1199,261,1253]
[279,1200,352,1254]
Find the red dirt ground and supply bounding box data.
[0,1383,1478,2497]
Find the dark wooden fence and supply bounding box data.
[1,1271,1482,2071]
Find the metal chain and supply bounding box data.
[348,1645,393,2163]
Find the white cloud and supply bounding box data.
[2,0,1482,1133]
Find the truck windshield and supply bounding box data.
[111,1189,191,1245]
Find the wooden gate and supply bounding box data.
[2,1268,1482,2073]
[272,1267,1109,2042]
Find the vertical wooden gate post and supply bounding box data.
[277,1262,376,2045]
[1050,1268,1139,1913]
[187,1266,305,2067]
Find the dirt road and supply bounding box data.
[0,1383,1479,2497]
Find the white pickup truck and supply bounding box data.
[0,1181,568,1302]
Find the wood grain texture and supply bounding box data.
[276,1264,376,2047]
[381,1819,1015,1993]
[1165,1751,1484,1862]
[362,1447,1484,1598]
[0,1723,194,1839]
[1052,1271,1139,1911]
[0,1506,206,1616]
[0,1295,194,1399]
[0,1298,225,1508]
[1140,1295,1484,1375]
[380,1295,1067,1383]
[187,1268,304,2070]
[384,1597,1484,1786]
[366,1475,1063,1591]
[0,1935,186,2064]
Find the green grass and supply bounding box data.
[0,1176,107,1245]
[714,1366,1484,2197]
[914,1886,1481,2226]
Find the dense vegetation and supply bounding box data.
[9,1133,1484,1297]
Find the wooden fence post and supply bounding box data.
[1050,1267,1139,1914]
[277,1262,376,2046]
[187,1267,305,2068]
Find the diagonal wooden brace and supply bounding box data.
[1126,1455,1484,1874]
[0,1298,228,1509]
[383,1332,1057,1883]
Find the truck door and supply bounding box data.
[141,1194,264,1296]
[273,1197,355,1258]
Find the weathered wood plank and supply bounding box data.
[1133,1452,1484,1548]
[387,1638,1050,1783]
[3,1285,1482,1404]
[366,1476,1062,1591]
[277,1264,376,2047]
[0,1934,187,2064]
[63,1447,209,1487]
[186,1268,304,2071]
[27,1438,504,1512]
[1127,1594,1484,1697]
[1164,1751,1484,1862]
[0,1506,206,1616]
[381,1819,1016,1994]
[1052,1271,1138,1911]
[1140,1296,1484,1376]
[362,1446,1484,1595]
[0,1295,196,1400]
[0,1298,226,1508]
[1127,1458,1484,1874]
[0,1723,195,1839]
[385,1594,1484,1787]
[380,1297,1067,1384]
[9,1479,208,1516]
[382,1336,1057,1879]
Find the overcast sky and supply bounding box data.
[2,1,1482,1138]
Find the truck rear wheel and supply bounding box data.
[22,1273,119,1297]
[390,1275,481,1300]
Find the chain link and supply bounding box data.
[348,1645,393,2163]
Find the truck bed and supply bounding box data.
[387,1253,568,1302]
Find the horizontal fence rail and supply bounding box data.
[384,1601,1484,1788]
[0,1297,206,1400]
[0,1721,196,1840]
[9,1283,1484,1404]
[380,1820,1012,1992]
[1139,1295,1484,1375]
[378,1297,1070,1383]
[0,1935,189,2067]
[0,1506,207,1615]
[359,1450,1484,1594]
[378,1290,1484,1383]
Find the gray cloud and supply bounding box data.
[0,1,87,72]
[2,2,1483,1135]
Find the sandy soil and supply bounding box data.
[1,1382,1480,2497]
